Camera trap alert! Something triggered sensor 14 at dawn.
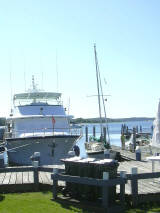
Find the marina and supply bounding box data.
[0,80,157,210]
[0,116,159,211]
[0,143,159,194]
[1,145,160,208]
[1,1,160,212]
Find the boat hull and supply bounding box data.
[6,135,79,165]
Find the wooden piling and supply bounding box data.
[85,126,88,142]
[33,161,39,191]
[102,172,109,208]
[103,126,106,142]
[52,168,58,200]
[131,167,138,207]
[133,127,136,152]
[93,126,96,138]
[120,171,126,206]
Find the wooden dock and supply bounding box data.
[112,144,160,195]
[0,165,65,192]
[1,146,160,197]
[0,161,160,196]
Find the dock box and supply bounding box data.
[61,157,119,203]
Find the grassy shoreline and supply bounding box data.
[1,191,160,213]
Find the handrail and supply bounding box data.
[4,126,83,139]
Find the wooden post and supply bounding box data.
[103,127,106,142]
[152,161,155,173]
[131,167,138,207]
[33,161,39,191]
[85,126,88,142]
[104,149,110,159]
[133,127,136,152]
[121,124,124,134]
[121,133,125,150]
[120,171,126,207]
[52,168,58,200]
[102,172,109,209]
[93,126,96,138]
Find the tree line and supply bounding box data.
[71,117,154,124]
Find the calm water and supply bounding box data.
[77,120,153,158]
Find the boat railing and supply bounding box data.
[4,126,83,139]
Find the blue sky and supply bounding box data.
[0,0,160,118]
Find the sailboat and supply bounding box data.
[85,44,112,158]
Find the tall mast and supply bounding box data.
[94,44,103,138]
[32,75,36,91]
[98,62,110,144]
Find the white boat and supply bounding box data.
[5,76,82,165]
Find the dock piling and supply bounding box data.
[102,172,109,208]
[103,127,106,142]
[52,168,59,200]
[131,167,138,207]
[120,171,126,206]
[93,126,96,138]
[33,161,39,191]
[85,126,88,142]
[133,127,136,152]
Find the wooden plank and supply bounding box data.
[28,171,34,183]
[44,172,53,185]
[9,172,17,184]
[39,172,52,185]
[38,171,43,183]
[2,172,11,185]
[51,173,125,187]
[16,172,23,184]
[41,172,49,184]
[0,173,6,185]
[22,172,30,184]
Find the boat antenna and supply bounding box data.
[68,97,70,115]
[94,44,103,138]
[40,56,44,91]
[24,71,26,92]
[56,50,59,92]
[23,55,27,91]
[9,55,13,111]
[32,75,36,91]
[41,72,44,91]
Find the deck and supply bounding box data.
[1,147,160,196]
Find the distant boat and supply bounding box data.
[125,132,151,151]
[4,76,82,165]
[85,45,111,157]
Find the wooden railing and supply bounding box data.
[5,126,83,139]
[51,170,127,212]
[1,165,160,210]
